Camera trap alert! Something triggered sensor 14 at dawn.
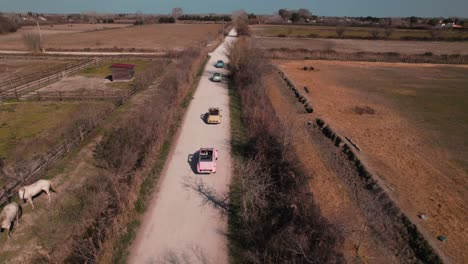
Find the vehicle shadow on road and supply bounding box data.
[187,151,199,174]
[200,112,209,124]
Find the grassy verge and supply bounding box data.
[111,55,210,264]
[227,80,248,263]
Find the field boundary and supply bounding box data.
[266,48,468,64]
[0,58,101,99]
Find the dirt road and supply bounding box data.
[129,31,236,264]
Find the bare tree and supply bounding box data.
[22,32,43,52]
[336,24,347,38]
[172,7,183,20]
[429,27,441,39]
[297,8,312,20]
[370,27,380,39]
[278,9,291,22]
[384,25,395,39]
[232,10,250,36]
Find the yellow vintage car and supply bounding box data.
[207,108,222,124]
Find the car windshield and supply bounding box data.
[209,109,219,115]
[199,150,213,162]
[214,73,220,76]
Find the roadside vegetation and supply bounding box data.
[223,37,343,263]
[30,48,207,263]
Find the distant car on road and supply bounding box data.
[215,60,225,68]
[206,107,222,124]
[211,72,222,82]
[197,148,218,174]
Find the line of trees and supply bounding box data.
[158,16,176,23]
[178,15,232,22]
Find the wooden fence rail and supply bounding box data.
[0,59,100,100]
[0,61,166,206]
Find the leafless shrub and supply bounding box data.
[370,27,380,39]
[171,7,183,20]
[429,27,442,39]
[354,106,375,115]
[384,25,395,39]
[22,32,43,52]
[232,10,250,36]
[336,24,347,38]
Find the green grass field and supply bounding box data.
[78,59,153,78]
[251,25,468,40]
[0,101,111,161]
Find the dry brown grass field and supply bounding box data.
[0,58,76,82]
[0,23,131,50]
[254,37,468,55]
[0,23,222,51]
[274,60,468,263]
[0,101,113,162]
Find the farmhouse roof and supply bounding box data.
[110,63,135,69]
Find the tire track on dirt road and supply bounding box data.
[129,30,237,264]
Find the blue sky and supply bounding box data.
[1,0,467,17]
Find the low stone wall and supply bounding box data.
[275,67,314,113]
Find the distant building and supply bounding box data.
[110,64,135,81]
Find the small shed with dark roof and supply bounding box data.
[110,63,135,81]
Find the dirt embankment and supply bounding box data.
[272,60,468,263]
[266,73,400,263]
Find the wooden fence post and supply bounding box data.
[79,125,84,142]
[37,92,40,101]
[15,89,19,101]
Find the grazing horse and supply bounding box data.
[18,179,55,209]
[0,202,21,238]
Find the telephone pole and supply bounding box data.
[36,21,44,52]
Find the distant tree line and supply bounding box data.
[278,8,315,23]
[27,11,44,17]
[101,18,114,23]
[158,16,175,23]
[178,15,232,22]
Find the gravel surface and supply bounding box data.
[129,30,236,264]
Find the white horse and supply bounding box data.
[0,202,21,238]
[18,179,55,209]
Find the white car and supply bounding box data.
[211,72,222,82]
